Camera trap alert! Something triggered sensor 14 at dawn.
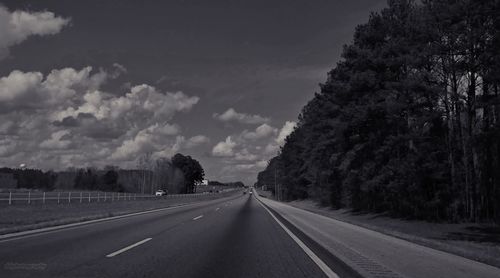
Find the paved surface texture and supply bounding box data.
[0,194,329,278]
[259,195,500,278]
[3,190,499,278]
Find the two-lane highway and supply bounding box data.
[0,194,333,278]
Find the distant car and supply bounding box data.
[249,191,253,195]
[155,190,167,196]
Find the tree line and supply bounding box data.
[0,153,205,194]
[257,0,500,222]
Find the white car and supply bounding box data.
[155,190,167,196]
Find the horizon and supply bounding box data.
[0,0,386,186]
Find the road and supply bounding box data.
[0,194,334,278]
[260,196,500,278]
[2,192,500,278]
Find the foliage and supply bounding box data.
[0,167,57,190]
[257,0,500,222]
[171,153,205,193]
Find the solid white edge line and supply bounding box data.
[193,215,203,220]
[257,198,339,278]
[106,238,152,258]
[0,203,194,242]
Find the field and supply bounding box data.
[0,190,241,235]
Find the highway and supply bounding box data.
[0,193,334,278]
[2,192,500,278]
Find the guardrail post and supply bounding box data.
[58,192,60,204]
[104,192,107,202]
[43,192,46,204]
[88,192,91,203]
[28,191,31,204]
[112,193,114,202]
[97,192,100,202]
[80,192,82,203]
[117,192,120,201]
[68,192,71,203]
[9,191,11,205]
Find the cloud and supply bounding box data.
[234,148,259,161]
[110,123,181,161]
[212,136,237,157]
[222,159,268,173]
[0,66,111,112]
[0,5,70,59]
[276,121,297,145]
[185,135,210,148]
[209,120,295,182]
[53,84,198,123]
[0,65,200,169]
[264,143,280,155]
[111,63,127,78]
[39,130,72,150]
[0,138,17,157]
[255,160,268,168]
[213,108,269,125]
[241,123,277,140]
[0,70,43,102]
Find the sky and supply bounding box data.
[0,0,387,185]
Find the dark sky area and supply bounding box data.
[0,0,387,185]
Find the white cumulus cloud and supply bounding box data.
[0,5,70,59]
[241,123,277,140]
[276,121,297,145]
[213,108,269,125]
[0,65,200,169]
[185,135,210,148]
[212,136,237,157]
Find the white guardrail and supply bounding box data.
[0,188,239,205]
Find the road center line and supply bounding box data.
[193,215,203,220]
[257,199,339,278]
[106,238,152,258]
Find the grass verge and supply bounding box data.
[285,199,500,269]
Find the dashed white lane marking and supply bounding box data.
[257,199,339,278]
[106,238,152,258]
[215,208,220,211]
[193,215,203,220]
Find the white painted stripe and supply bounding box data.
[215,207,220,211]
[193,215,203,220]
[257,199,339,278]
[106,238,152,258]
[0,203,193,242]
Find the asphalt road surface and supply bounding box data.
[260,196,500,278]
[0,194,335,278]
[2,192,499,278]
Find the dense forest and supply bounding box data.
[257,0,500,222]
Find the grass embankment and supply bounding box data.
[0,191,240,235]
[285,198,500,268]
